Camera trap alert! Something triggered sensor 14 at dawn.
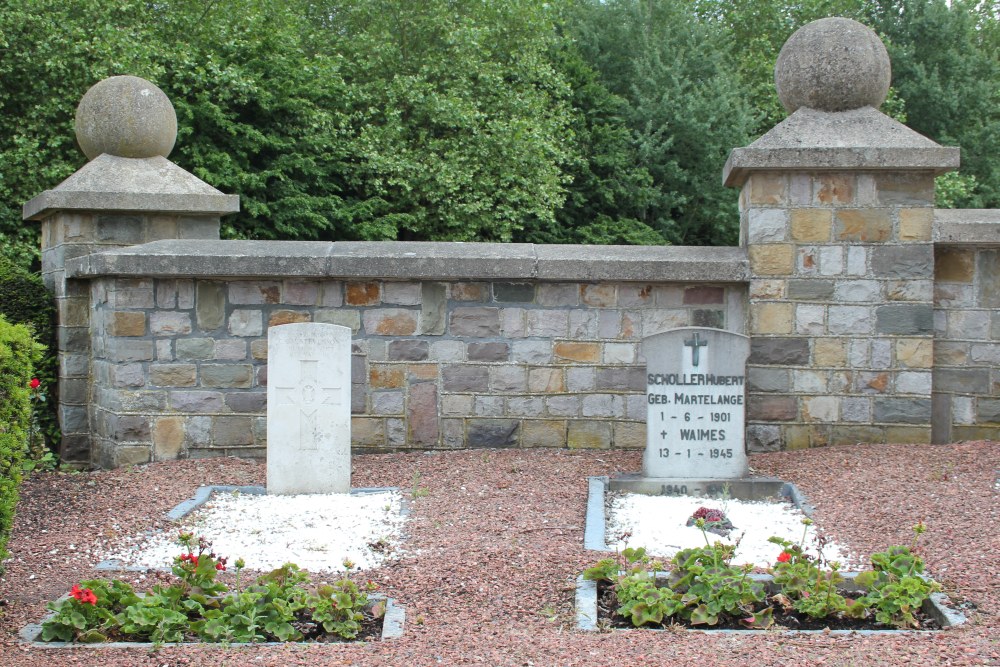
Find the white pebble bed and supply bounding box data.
[607,493,855,569]
[104,490,406,572]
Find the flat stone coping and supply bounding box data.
[20,594,405,646]
[64,239,750,283]
[584,475,811,552]
[575,573,966,634]
[934,209,1000,244]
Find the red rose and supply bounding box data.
[29,378,40,389]
[777,551,791,563]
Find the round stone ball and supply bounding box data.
[775,17,891,114]
[75,75,177,160]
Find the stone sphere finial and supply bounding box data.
[75,75,177,161]
[775,17,891,114]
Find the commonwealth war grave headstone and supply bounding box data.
[267,323,352,494]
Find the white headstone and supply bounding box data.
[643,328,749,480]
[267,323,352,494]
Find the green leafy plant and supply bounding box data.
[40,534,382,644]
[769,518,853,620]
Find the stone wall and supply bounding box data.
[931,209,1000,443]
[68,241,747,465]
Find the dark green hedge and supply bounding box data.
[0,314,39,565]
[0,257,58,454]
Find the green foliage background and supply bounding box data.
[0,0,997,266]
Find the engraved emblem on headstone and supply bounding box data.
[684,332,708,367]
[273,360,343,451]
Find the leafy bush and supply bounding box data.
[0,314,41,565]
[0,257,57,455]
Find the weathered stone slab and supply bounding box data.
[267,323,351,494]
[643,328,749,479]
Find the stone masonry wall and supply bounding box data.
[744,171,936,450]
[932,232,1000,442]
[87,274,745,466]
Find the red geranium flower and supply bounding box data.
[70,584,97,605]
[777,551,792,563]
[29,378,40,389]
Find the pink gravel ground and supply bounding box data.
[0,441,997,666]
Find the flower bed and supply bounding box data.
[577,521,966,633]
[21,533,404,645]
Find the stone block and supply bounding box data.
[790,209,832,242]
[567,421,612,449]
[176,338,214,360]
[364,309,418,336]
[113,414,151,441]
[468,342,509,362]
[493,282,535,303]
[582,394,625,418]
[619,284,654,307]
[818,246,845,276]
[934,247,975,283]
[792,304,826,336]
[475,395,504,416]
[546,395,579,417]
[580,284,616,307]
[797,246,818,275]
[511,340,551,364]
[897,371,932,395]
[747,395,798,421]
[491,366,527,392]
[521,420,566,448]
[150,364,197,387]
[229,310,263,337]
[319,281,344,307]
[748,367,789,392]
[554,342,600,363]
[526,310,568,337]
[370,366,405,389]
[388,340,430,361]
[150,311,192,335]
[828,305,872,335]
[280,281,319,306]
[596,366,645,391]
[875,304,934,335]
[443,365,489,392]
[109,446,152,467]
[420,283,447,335]
[898,208,933,241]
[430,340,466,362]
[566,367,596,391]
[451,283,487,301]
[226,392,267,413]
[834,280,881,303]
[403,382,438,446]
[747,424,783,452]
[528,367,564,392]
[948,310,990,340]
[499,308,527,338]
[885,426,931,444]
[815,174,855,205]
[682,286,725,305]
[828,425,885,446]
[642,309,689,336]
[752,302,793,334]
[108,311,146,336]
[874,173,934,206]
[351,384,366,413]
[692,309,724,328]
[613,421,645,449]
[834,209,891,242]
[841,397,870,422]
[442,394,473,415]
[569,310,599,338]
[749,338,809,365]
[933,368,989,393]
[197,283,226,331]
[787,279,834,301]
[802,396,838,422]
[747,209,788,243]
[537,283,580,306]
[603,343,636,364]
[153,417,185,459]
[872,245,934,279]
[440,419,464,448]
[213,339,246,360]
[749,173,787,205]
[314,309,361,332]
[887,279,933,302]
[749,280,785,300]
[468,419,519,448]
[346,281,380,306]
[874,397,931,424]
[978,250,1000,308]
[896,339,933,369]
[250,339,268,360]
[201,364,253,388]
[596,309,621,339]
[107,339,155,362]
[846,247,867,276]
[269,310,311,327]
[792,370,826,392]
[407,364,438,381]
[450,307,500,337]
[229,282,280,305]
[372,391,405,414]
[507,396,545,417]
[813,338,847,366]
[383,281,422,305]
[749,245,794,276]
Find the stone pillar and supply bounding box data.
[725,18,959,450]
[23,76,239,465]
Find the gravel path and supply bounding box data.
[0,442,997,666]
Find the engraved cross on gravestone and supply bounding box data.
[267,323,352,494]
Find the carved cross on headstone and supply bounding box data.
[273,359,343,451]
[684,332,708,367]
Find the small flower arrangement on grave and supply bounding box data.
[584,521,942,631]
[684,506,735,537]
[39,534,384,644]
